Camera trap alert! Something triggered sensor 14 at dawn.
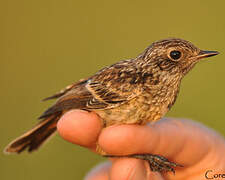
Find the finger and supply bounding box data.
[84,161,111,180]
[98,118,212,165]
[85,160,164,180]
[110,158,147,180]
[57,110,102,149]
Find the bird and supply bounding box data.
[4,38,219,173]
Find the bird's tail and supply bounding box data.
[4,113,61,154]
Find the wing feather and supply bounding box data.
[39,60,143,119]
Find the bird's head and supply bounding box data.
[141,38,219,76]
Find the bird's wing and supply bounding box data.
[39,60,143,119]
[39,80,140,119]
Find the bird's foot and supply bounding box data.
[104,154,182,174]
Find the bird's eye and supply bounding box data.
[169,50,182,60]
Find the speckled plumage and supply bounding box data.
[5,39,218,165]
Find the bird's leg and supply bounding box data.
[96,144,107,155]
[104,154,182,174]
[95,118,107,155]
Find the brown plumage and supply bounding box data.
[4,38,218,172]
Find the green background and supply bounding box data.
[1,0,224,179]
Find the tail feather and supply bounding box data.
[4,113,61,154]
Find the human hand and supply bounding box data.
[57,110,225,180]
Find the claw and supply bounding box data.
[103,154,183,174]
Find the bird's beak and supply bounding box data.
[197,50,219,59]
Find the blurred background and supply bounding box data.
[1,0,225,179]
